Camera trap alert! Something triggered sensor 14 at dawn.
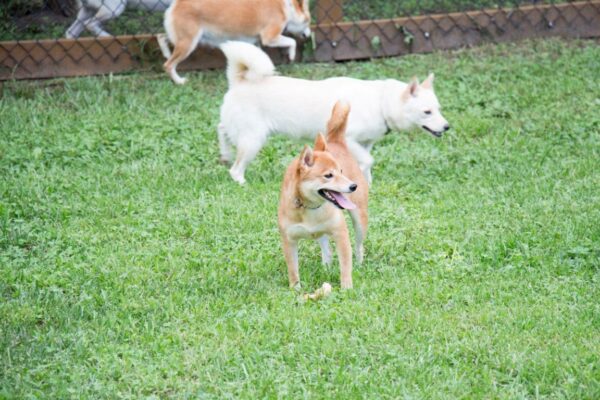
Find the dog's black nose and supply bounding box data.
[443,124,450,131]
[349,184,358,192]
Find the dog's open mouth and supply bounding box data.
[422,125,443,138]
[318,189,356,210]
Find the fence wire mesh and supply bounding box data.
[312,0,600,61]
[1,0,599,80]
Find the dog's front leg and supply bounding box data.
[282,237,300,288]
[260,26,297,61]
[217,123,233,165]
[332,223,353,289]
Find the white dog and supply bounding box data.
[65,0,171,39]
[218,41,450,185]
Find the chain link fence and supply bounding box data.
[313,0,600,61]
[1,0,599,80]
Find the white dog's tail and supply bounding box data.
[220,41,275,87]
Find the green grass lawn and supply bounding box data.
[1,39,599,398]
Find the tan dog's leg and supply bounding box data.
[164,19,203,85]
[332,222,353,289]
[282,237,300,288]
[349,209,368,264]
[260,25,297,61]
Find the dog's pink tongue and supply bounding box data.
[331,191,356,209]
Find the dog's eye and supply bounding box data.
[324,173,333,179]
[424,110,432,115]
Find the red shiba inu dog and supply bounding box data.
[160,0,311,84]
[278,102,368,289]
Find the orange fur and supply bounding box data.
[326,103,369,241]
[278,101,369,289]
[163,0,310,84]
[172,0,288,37]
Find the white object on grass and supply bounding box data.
[303,282,333,301]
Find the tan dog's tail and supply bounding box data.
[326,101,351,144]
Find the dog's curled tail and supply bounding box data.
[326,101,351,144]
[220,41,275,87]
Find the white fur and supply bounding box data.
[219,42,450,185]
[220,41,275,86]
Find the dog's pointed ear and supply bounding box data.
[421,73,434,89]
[300,145,314,168]
[402,76,419,100]
[314,133,328,152]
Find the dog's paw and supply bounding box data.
[173,77,187,85]
[290,281,302,292]
[229,170,246,185]
[340,280,353,290]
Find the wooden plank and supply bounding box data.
[314,0,600,61]
[1,1,599,79]
[0,35,292,80]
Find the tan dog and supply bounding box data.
[278,102,369,289]
[159,0,311,84]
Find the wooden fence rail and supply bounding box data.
[1,1,599,80]
[314,0,600,61]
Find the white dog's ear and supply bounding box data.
[421,73,434,89]
[402,77,419,100]
[314,133,328,152]
[300,145,314,168]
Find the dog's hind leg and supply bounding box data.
[318,235,332,266]
[85,2,126,37]
[65,6,94,38]
[332,222,353,289]
[218,123,233,165]
[347,140,374,185]
[229,134,266,185]
[164,20,203,84]
[349,208,368,264]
